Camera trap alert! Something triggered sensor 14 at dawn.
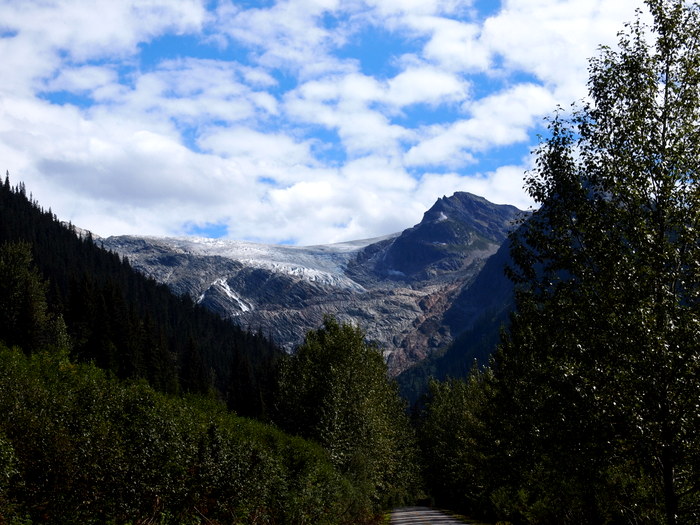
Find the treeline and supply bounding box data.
[417,2,700,523]
[0,174,279,418]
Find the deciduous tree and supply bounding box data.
[493,1,700,523]
[276,316,420,514]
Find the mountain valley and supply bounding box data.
[102,192,524,374]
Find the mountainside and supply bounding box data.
[396,238,517,403]
[0,176,281,417]
[102,192,523,374]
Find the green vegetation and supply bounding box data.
[275,317,421,517]
[419,1,700,523]
[0,237,417,522]
[0,240,68,354]
[0,343,356,524]
[418,373,491,517]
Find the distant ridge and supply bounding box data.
[104,191,524,376]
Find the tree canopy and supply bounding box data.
[492,1,700,523]
[417,2,700,523]
[275,316,420,516]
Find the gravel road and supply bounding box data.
[390,506,471,524]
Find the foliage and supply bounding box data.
[417,371,491,516]
[275,316,421,517]
[489,1,700,523]
[0,343,356,524]
[416,2,700,523]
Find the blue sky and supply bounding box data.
[0,0,642,245]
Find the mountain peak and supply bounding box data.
[422,192,523,244]
[103,191,521,375]
[371,192,523,280]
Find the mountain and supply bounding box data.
[102,192,524,374]
[396,238,517,403]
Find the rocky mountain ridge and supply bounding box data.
[102,192,523,374]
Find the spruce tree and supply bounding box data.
[0,242,50,352]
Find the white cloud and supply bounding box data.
[0,0,207,95]
[0,0,646,244]
[406,15,490,72]
[385,65,466,106]
[482,0,641,100]
[405,83,555,168]
[216,0,348,77]
[198,127,313,175]
[2,0,206,59]
[365,0,471,17]
[466,83,557,144]
[45,65,118,94]
[285,65,468,160]
[48,58,283,149]
[341,155,415,191]
[284,72,414,157]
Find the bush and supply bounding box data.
[0,344,357,524]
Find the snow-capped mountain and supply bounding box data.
[102,192,524,374]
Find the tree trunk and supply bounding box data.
[661,419,678,525]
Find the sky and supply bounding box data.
[0,0,644,245]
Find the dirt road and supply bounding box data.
[390,506,470,524]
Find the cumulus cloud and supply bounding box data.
[0,0,643,245]
[419,16,490,72]
[0,0,206,93]
[45,65,118,94]
[482,0,641,100]
[216,0,348,77]
[365,0,471,17]
[385,65,467,106]
[404,83,555,168]
[117,59,274,126]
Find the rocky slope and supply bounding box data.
[102,192,523,374]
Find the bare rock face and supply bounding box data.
[102,192,523,375]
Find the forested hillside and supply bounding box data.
[0,174,280,418]
[0,176,419,522]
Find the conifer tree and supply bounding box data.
[0,242,50,352]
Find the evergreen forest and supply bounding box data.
[1,1,700,524]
